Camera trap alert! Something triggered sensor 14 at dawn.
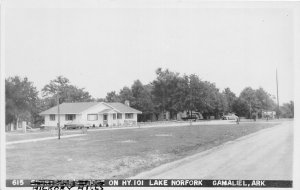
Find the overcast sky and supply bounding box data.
[4,1,295,104]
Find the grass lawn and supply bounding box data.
[6,122,279,179]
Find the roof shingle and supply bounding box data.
[105,102,142,114]
[40,102,99,115]
[40,102,142,115]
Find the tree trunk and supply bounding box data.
[16,117,20,130]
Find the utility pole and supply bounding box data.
[265,95,268,121]
[57,94,61,139]
[276,69,280,119]
[249,102,252,119]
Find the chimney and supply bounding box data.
[125,100,130,106]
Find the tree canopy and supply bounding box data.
[280,101,294,118]
[236,87,277,118]
[5,69,291,127]
[42,76,93,104]
[5,76,39,124]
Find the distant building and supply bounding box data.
[5,121,27,132]
[262,111,276,119]
[40,102,142,127]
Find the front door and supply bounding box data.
[103,114,108,126]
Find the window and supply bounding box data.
[117,113,122,119]
[125,113,133,119]
[65,114,76,121]
[50,114,55,121]
[87,114,98,121]
[113,114,116,120]
[103,114,108,121]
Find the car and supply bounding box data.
[181,115,198,121]
[222,114,238,120]
[63,122,92,130]
[26,125,33,130]
[23,125,41,132]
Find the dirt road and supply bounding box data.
[134,121,293,180]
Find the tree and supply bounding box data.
[96,98,107,102]
[199,81,228,118]
[239,87,259,118]
[255,87,276,111]
[172,75,190,113]
[131,80,145,105]
[280,101,294,118]
[215,92,228,117]
[105,91,120,102]
[223,88,237,113]
[151,69,230,119]
[232,98,249,117]
[187,74,204,112]
[152,68,180,118]
[42,76,93,104]
[42,76,69,97]
[119,86,134,103]
[5,76,39,125]
[185,75,217,116]
[131,80,155,121]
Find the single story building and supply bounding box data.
[40,102,142,128]
[5,121,27,132]
[262,111,276,119]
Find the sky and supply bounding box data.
[4,1,296,104]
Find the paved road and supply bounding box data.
[134,121,293,180]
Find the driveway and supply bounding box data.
[133,121,293,180]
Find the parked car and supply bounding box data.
[182,114,199,121]
[63,122,92,130]
[26,125,33,130]
[24,125,40,132]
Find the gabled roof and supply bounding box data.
[40,102,142,115]
[104,102,142,114]
[98,108,114,114]
[40,102,99,115]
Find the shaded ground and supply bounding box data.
[6,122,280,179]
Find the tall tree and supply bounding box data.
[201,81,227,118]
[151,68,182,118]
[119,86,134,103]
[131,80,154,121]
[42,76,70,97]
[186,75,214,115]
[280,101,294,118]
[105,91,120,102]
[232,98,249,117]
[255,87,276,111]
[151,70,230,119]
[5,76,39,125]
[172,75,190,113]
[42,76,93,104]
[223,88,237,113]
[239,87,259,118]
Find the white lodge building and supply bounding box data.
[40,102,142,127]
